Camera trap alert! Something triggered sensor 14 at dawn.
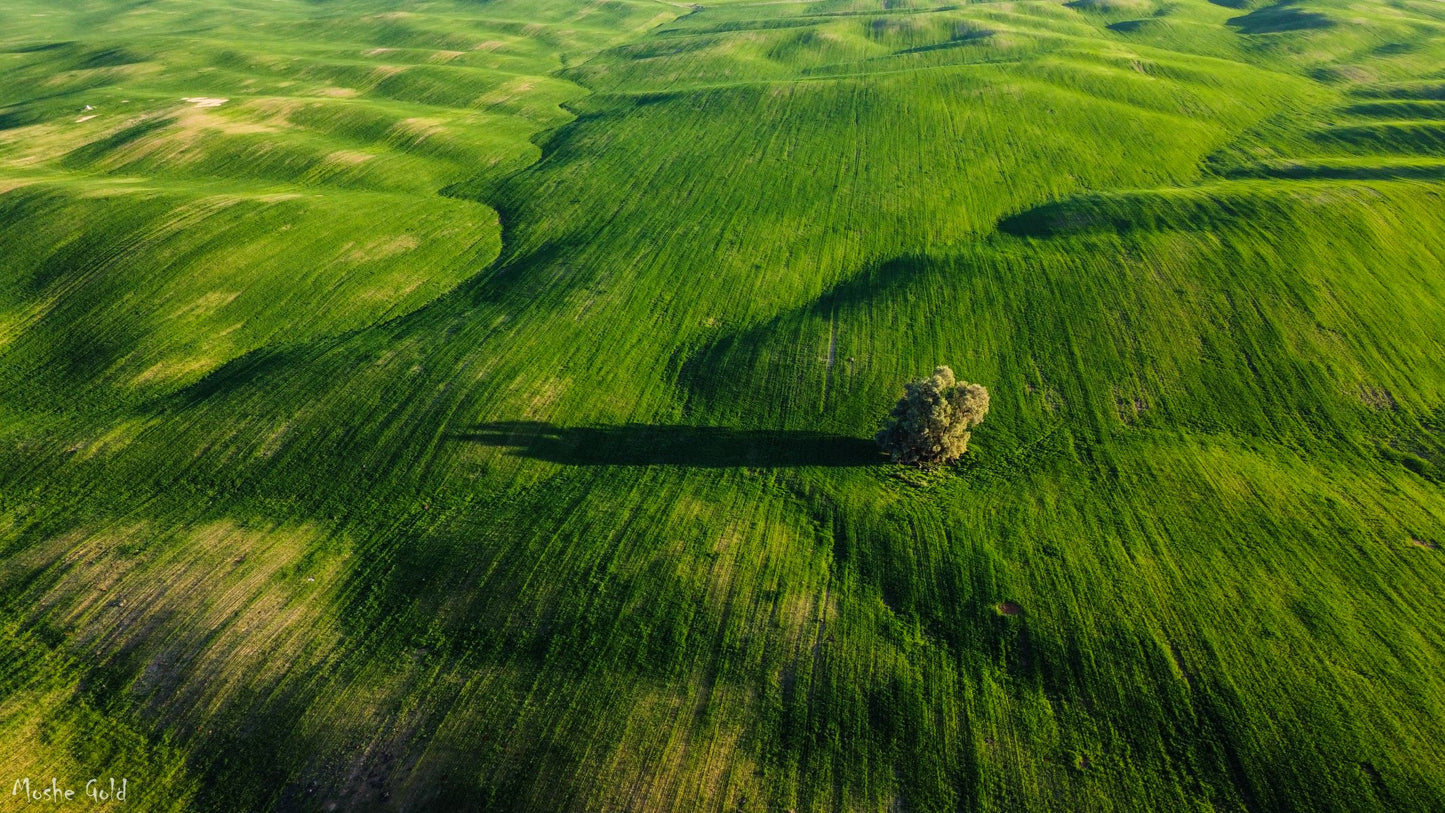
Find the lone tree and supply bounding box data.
[876,366,989,467]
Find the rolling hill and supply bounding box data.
[2,0,1444,810]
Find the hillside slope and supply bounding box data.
[2,0,1444,810]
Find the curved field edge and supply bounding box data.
[1,0,1444,811]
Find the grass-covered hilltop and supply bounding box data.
[2,0,1444,809]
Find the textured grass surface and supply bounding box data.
[2,0,1445,810]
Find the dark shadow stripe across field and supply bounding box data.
[893,28,995,55]
[1106,20,1155,33]
[996,189,1292,238]
[1222,161,1445,180]
[450,421,882,467]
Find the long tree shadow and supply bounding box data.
[450,421,883,467]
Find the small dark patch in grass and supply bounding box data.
[1107,20,1152,33]
[632,90,683,107]
[450,422,882,468]
[996,601,1022,616]
[1226,3,1334,34]
[1359,386,1397,411]
[0,108,44,131]
[176,346,302,406]
[3,41,76,54]
[1409,538,1439,550]
[896,29,995,55]
[998,201,1106,237]
[76,47,147,70]
[1381,441,1443,481]
[29,619,66,650]
[1372,42,1415,56]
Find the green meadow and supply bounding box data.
[2,0,1445,809]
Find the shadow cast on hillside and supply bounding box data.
[1226,2,1333,34]
[449,422,883,468]
[1224,163,1445,181]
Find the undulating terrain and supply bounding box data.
[2,0,1444,809]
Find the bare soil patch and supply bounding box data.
[343,233,419,263]
[325,150,376,167]
[997,601,1022,616]
[1359,385,1398,411]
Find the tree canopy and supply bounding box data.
[876,366,989,467]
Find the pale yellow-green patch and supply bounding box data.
[254,422,293,458]
[0,313,19,352]
[578,680,764,812]
[25,521,346,728]
[322,149,375,168]
[368,65,406,83]
[69,418,154,462]
[0,672,198,811]
[477,78,538,106]
[356,278,426,303]
[132,356,221,387]
[75,107,273,172]
[396,117,447,142]
[518,375,571,419]
[239,97,302,127]
[172,104,276,136]
[171,290,240,319]
[342,233,419,263]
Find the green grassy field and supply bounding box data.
[2,0,1445,809]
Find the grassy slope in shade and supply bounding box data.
[1,0,1444,809]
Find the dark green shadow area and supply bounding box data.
[1224,162,1445,180]
[450,421,883,467]
[1227,2,1334,34]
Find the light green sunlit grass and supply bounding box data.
[2,0,1445,809]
